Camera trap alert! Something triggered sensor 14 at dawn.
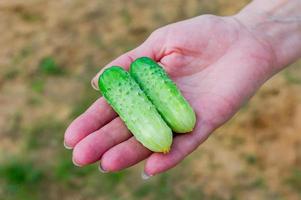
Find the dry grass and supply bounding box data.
[1,0,301,200]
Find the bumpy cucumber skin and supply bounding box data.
[98,66,172,153]
[130,57,196,133]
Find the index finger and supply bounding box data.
[91,37,162,90]
[66,44,155,148]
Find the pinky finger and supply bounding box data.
[91,44,157,91]
[144,123,212,176]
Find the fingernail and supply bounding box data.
[141,171,152,180]
[91,78,99,91]
[72,157,81,167]
[98,164,108,173]
[63,141,73,150]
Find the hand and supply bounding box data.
[64,14,283,176]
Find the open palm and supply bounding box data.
[64,15,275,176]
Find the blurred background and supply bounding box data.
[1,0,301,199]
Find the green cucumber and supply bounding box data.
[130,57,196,133]
[98,66,172,153]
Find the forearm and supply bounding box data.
[236,0,301,71]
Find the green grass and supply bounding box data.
[240,101,250,112]
[154,173,173,199]
[133,172,205,200]
[243,154,258,165]
[24,117,65,150]
[286,168,301,193]
[1,1,297,199]
[134,180,171,200]
[120,8,132,25]
[134,183,153,198]
[0,161,43,185]
[70,73,99,118]
[249,177,266,189]
[88,34,106,49]
[4,68,19,80]
[284,69,301,84]
[29,56,65,93]
[30,77,45,93]
[15,7,43,23]
[70,88,98,118]
[27,95,43,106]
[53,150,129,198]
[0,158,44,200]
[39,56,64,75]
[12,45,33,65]
[5,112,22,138]
[54,152,95,183]
[133,174,173,200]
[229,135,246,149]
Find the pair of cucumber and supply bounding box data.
[98,57,196,153]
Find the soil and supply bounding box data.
[0,1,300,200]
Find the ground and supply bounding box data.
[0,0,301,200]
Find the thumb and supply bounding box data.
[91,33,164,90]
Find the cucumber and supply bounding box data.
[130,57,196,133]
[98,66,172,153]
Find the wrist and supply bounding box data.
[235,0,301,71]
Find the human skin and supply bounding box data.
[64,0,301,178]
